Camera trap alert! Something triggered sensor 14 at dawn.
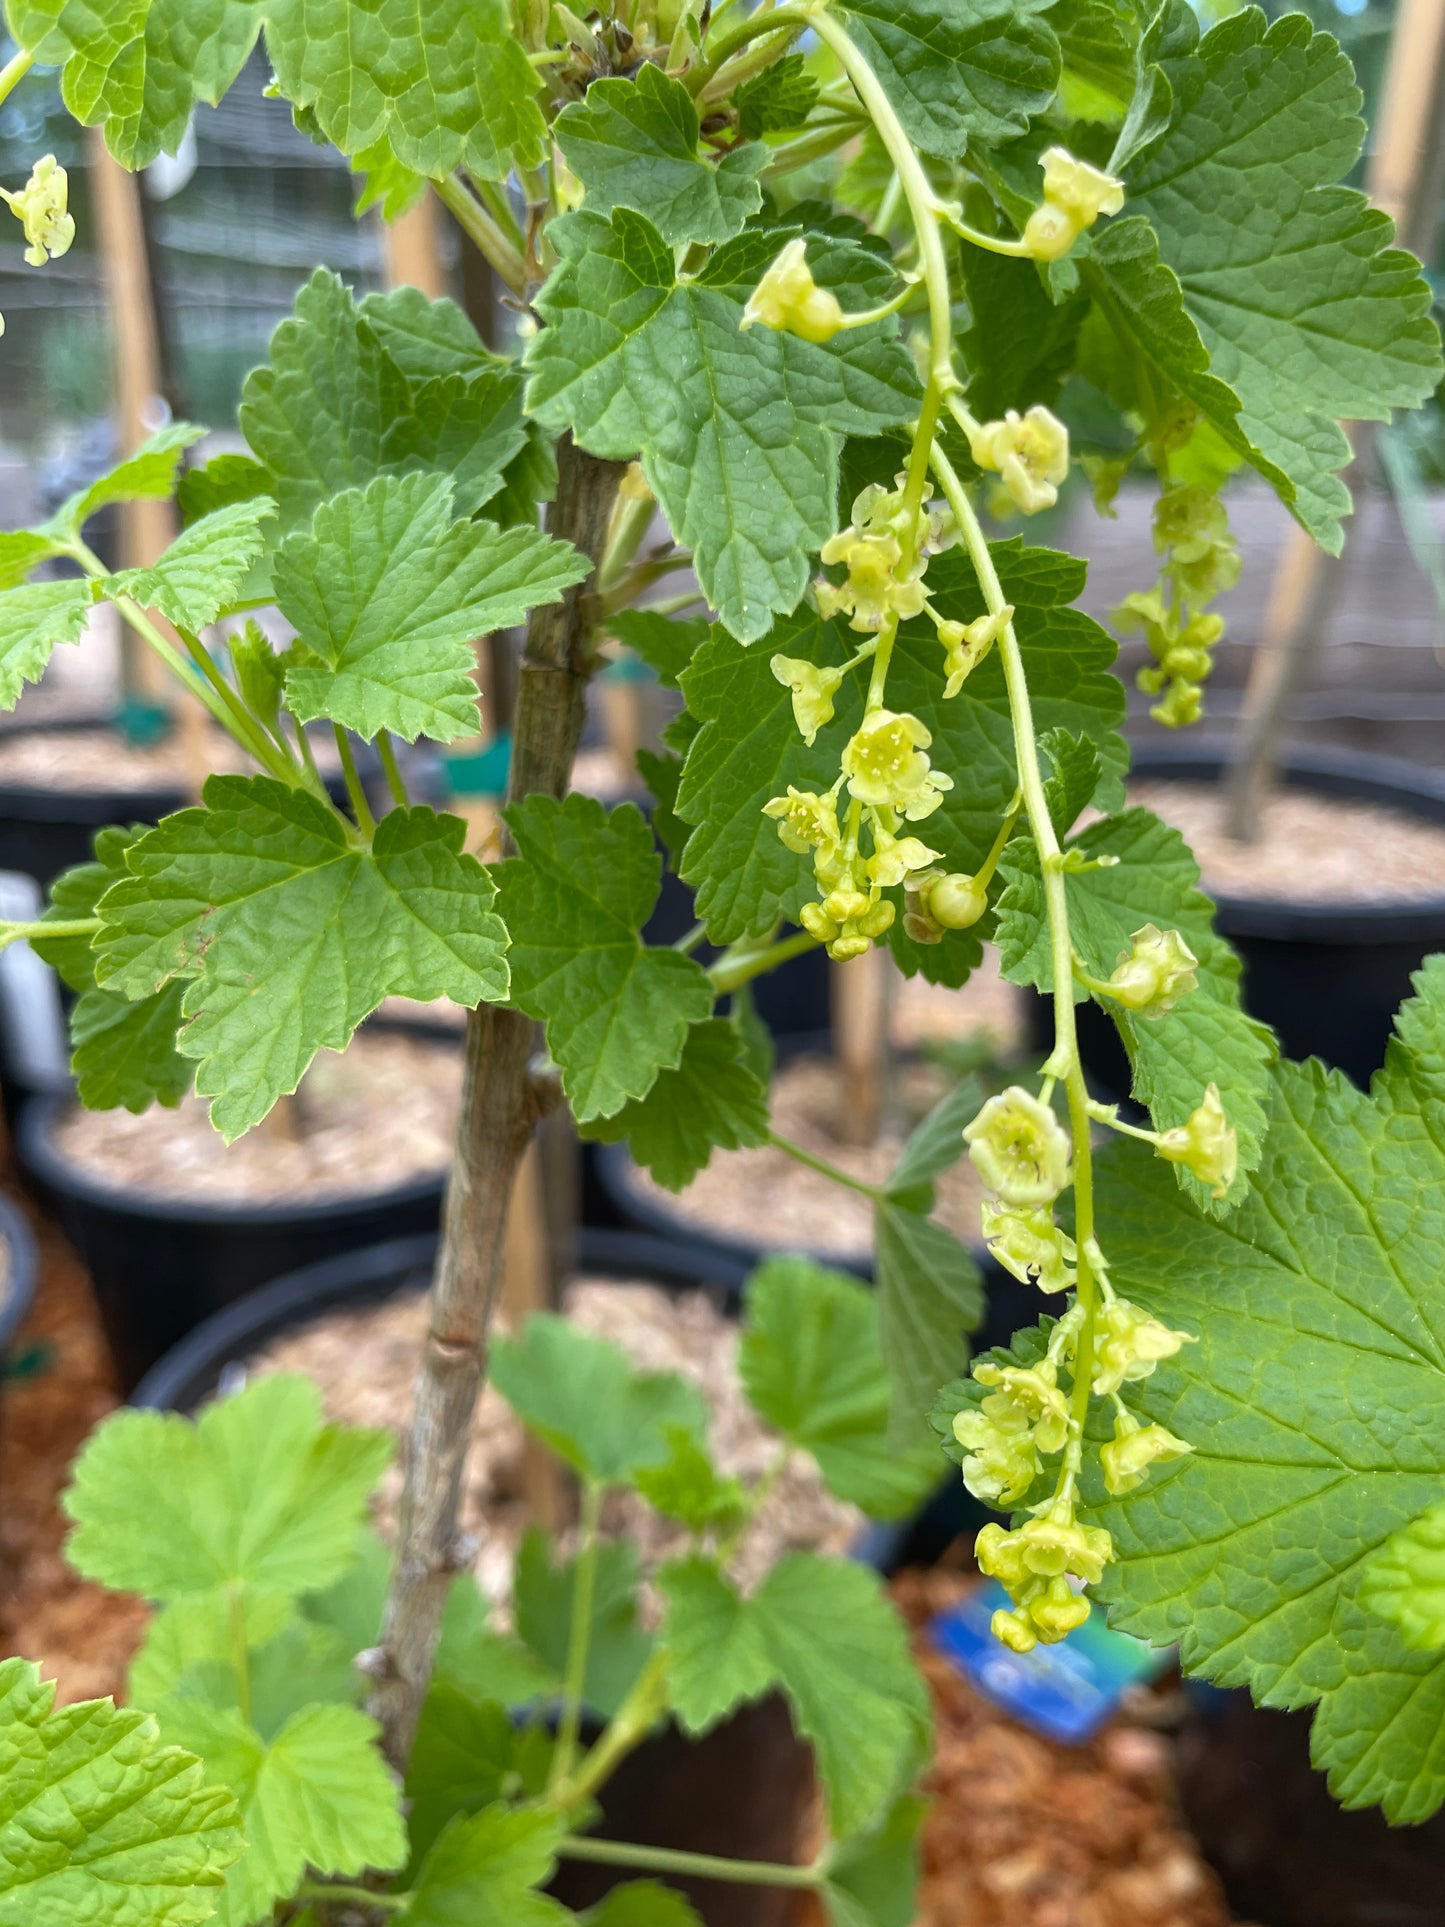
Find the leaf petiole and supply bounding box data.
[557,1834,823,1890]
[707,928,819,994]
[548,1478,603,1796]
[768,1129,883,1201]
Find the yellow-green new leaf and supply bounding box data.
[0,1658,243,1927]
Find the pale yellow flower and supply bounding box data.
[1106,923,1199,1016]
[769,654,844,746]
[1155,1083,1238,1199]
[2,155,75,267]
[841,708,953,818]
[740,236,843,344]
[968,406,1070,515]
[964,1085,1072,1206]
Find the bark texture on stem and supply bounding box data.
[373,437,625,1767]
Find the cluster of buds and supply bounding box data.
[762,776,932,962]
[1,155,75,339]
[1118,486,1240,727]
[977,1500,1115,1650]
[967,406,1070,516]
[1022,147,1126,262]
[952,1356,1069,1507]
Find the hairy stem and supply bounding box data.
[372,437,625,1769]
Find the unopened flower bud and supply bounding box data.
[964,1085,1072,1206]
[741,237,844,344]
[927,872,988,930]
[1155,1083,1237,1199]
[1029,1575,1092,1642]
[799,902,839,943]
[1106,923,1199,1016]
[991,1607,1038,1653]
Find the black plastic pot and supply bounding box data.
[131,1229,810,1927]
[17,1094,452,1395]
[0,717,191,889]
[1034,743,1445,1091]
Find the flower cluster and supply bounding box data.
[816,474,954,633]
[977,1502,1114,1650]
[967,406,1070,516]
[1118,486,1240,727]
[1,155,74,339]
[1022,147,1125,262]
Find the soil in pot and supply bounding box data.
[50,1027,463,1207]
[619,955,1028,1268]
[0,723,250,794]
[1129,780,1445,906]
[25,1027,465,1390]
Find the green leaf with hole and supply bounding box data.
[0,1657,243,1927]
[92,776,509,1138]
[495,794,712,1122]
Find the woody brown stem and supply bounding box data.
[371,437,625,1767]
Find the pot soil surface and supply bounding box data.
[1130,780,1445,906]
[50,1028,464,1206]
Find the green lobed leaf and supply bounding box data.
[227,622,286,734]
[580,1883,705,1927]
[995,806,1276,1209]
[7,2,259,166]
[676,539,1125,944]
[0,528,61,589]
[275,473,587,743]
[93,776,510,1139]
[578,1016,770,1192]
[605,610,710,692]
[239,269,530,534]
[821,1795,927,1927]
[155,1699,405,1927]
[48,424,208,536]
[958,243,1087,422]
[263,0,546,182]
[495,794,712,1122]
[64,1373,391,1610]
[132,1609,358,1741]
[1119,4,1443,551]
[740,1256,945,1518]
[884,1075,982,1209]
[0,1657,243,1927]
[555,62,766,246]
[404,1684,524,1872]
[406,1803,567,1927]
[1051,0,1136,126]
[633,1425,748,1534]
[1096,958,1445,1822]
[873,1203,982,1448]
[513,1528,653,1722]
[525,208,919,641]
[1360,1499,1445,1654]
[735,54,820,139]
[0,579,95,711]
[106,500,277,631]
[491,1313,709,1487]
[658,1552,929,1836]
[836,0,1060,155]
[1039,725,1103,840]
[35,830,192,1112]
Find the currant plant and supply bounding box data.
[2,0,1444,1917]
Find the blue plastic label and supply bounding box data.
[929,1579,1172,1744]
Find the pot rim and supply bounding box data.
[1131,740,1445,941]
[0,1192,38,1353]
[129,1226,753,1411]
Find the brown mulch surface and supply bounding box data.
[894,1566,1252,1927]
[0,1179,147,1702]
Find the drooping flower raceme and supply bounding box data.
[1121,484,1241,727]
[967,407,1070,515]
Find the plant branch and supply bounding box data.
[556,1836,822,1890]
[372,437,627,1770]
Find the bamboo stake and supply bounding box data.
[380,187,448,299]
[831,946,891,1147]
[1223,0,1445,839]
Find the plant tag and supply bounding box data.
[929,1579,1171,1744]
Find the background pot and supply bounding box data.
[0,717,190,889]
[17,1093,450,1394]
[132,1228,809,1927]
[1030,743,1445,1090]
